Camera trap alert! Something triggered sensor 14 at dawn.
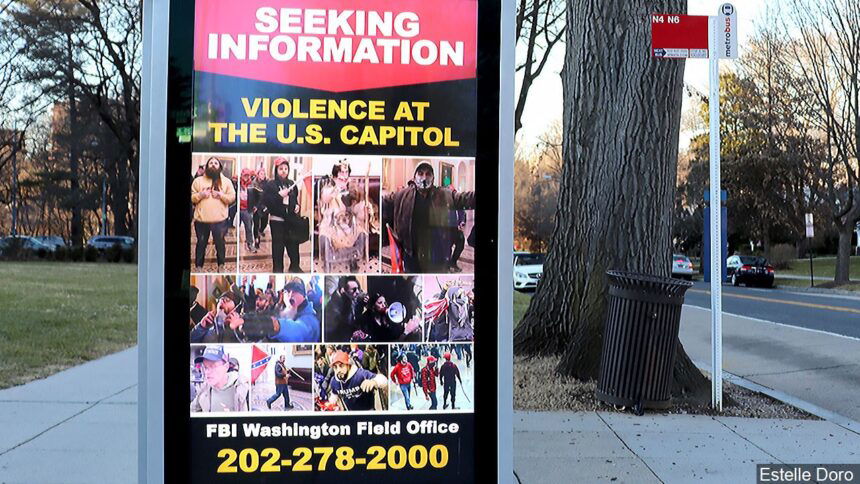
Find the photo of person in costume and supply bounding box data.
[313,156,381,273]
[381,158,476,274]
[423,275,475,342]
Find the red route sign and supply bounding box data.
[651,14,708,59]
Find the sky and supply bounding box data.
[515,0,772,150]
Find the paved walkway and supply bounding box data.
[514,411,860,483]
[3,346,859,483]
[0,348,137,484]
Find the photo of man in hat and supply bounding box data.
[190,345,250,413]
[322,349,388,411]
[381,159,476,273]
[225,277,321,343]
[191,275,320,344]
[189,284,245,344]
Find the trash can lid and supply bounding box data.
[606,270,693,298]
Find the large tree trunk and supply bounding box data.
[834,192,860,284]
[835,224,856,284]
[514,0,709,399]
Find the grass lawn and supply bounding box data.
[779,256,859,279]
[775,277,860,292]
[0,262,137,389]
[513,289,533,326]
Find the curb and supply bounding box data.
[692,359,860,436]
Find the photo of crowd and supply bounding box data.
[248,344,313,412]
[189,274,321,344]
[323,275,423,343]
[237,155,312,274]
[190,154,238,273]
[186,152,480,419]
[381,158,476,274]
[313,344,389,412]
[424,275,475,342]
[313,156,381,273]
[389,344,474,411]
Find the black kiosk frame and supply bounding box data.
[139,0,514,481]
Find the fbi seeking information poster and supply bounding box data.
[186,1,478,481]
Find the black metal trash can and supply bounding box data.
[595,271,693,414]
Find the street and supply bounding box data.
[684,281,860,338]
[679,282,860,422]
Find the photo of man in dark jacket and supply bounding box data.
[262,157,307,273]
[383,162,475,273]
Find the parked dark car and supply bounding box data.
[726,255,775,288]
[86,235,135,252]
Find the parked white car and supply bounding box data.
[671,253,695,280]
[0,235,53,256]
[33,235,67,250]
[513,252,545,290]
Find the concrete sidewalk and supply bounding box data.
[0,348,137,484]
[680,305,860,423]
[3,347,859,483]
[514,411,860,483]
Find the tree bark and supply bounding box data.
[835,219,857,284]
[514,0,709,398]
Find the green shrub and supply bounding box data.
[768,243,796,270]
[3,238,25,259]
[69,246,85,261]
[121,247,135,263]
[106,243,123,263]
[52,246,68,262]
[84,246,99,262]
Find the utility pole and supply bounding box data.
[101,174,107,235]
[11,147,18,236]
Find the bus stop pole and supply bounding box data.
[708,15,723,412]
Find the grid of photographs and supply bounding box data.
[189,154,476,415]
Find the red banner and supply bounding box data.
[194,0,478,92]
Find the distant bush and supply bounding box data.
[768,244,795,270]
[69,246,84,261]
[106,243,123,263]
[1,238,25,259]
[84,246,99,262]
[121,247,135,263]
[52,246,69,262]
